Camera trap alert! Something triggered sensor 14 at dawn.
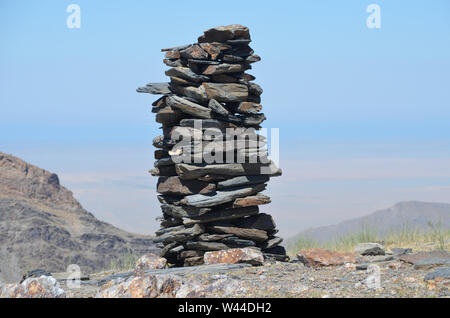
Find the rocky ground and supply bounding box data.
[2,243,449,298]
[60,247,449,298]
[60,263,447,298]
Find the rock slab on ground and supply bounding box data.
[297,248,357,267]
[354,243,385,256]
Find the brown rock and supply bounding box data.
[223,55,244,63]
[179,250,205,259]
[96,272,242,298]
[211,74,238,83]
[170,76,198,86]
[246,54,261,63]
[180,44,208,60]
[238,213,276,231]
[134,253,167,273]
[169,84,208,103]
[208,98,230,116]
[161,44,192,52]
[237,102,262,114]
[241,113,266,126]
[202,83,248,102]
[154,224,205,243]
[204,248,264,266]
[208,225,268,242]
[154,149,169,160]
[163,58,184,67]
[166,95,212,119]
[184,256,204,266]
[297,248,357,267]
[233,194,271,207]
[157,176,216,195]
[240,73,256,82]
[197,233,233,242]
[149,165,177,177]
[165,51,181,59]
[155,105,185,126]
[203,64,244,75]
[199,43,221,60]
[185,241,229,251]
[165,67,208,83]
[183,206,259,225]
[399,251,450,265]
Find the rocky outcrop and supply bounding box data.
[0,152,159,283]
[137,25,285,266]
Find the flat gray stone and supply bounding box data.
[207,225,268,242]
[355,243,385,256]
[87,263,252,286]
[154,224,204,243]
[424,266,450,281]
[166,95,212,119]
[136,83,171,94]
[175,162,280,180]
[391,248,413,255]
[202,82,248,102]
[217,175,269,190]
[161,204,211,218]
[185,241,229,251]
[165,67,209,83]
[161,44,192,52]
[180,184,266,208]
[259,237,283,249]
[221,236,256,247]
[414,257,450,270]
[183,206,259,225]
[208,99,230,116]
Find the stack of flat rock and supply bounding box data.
[137,24,286,266]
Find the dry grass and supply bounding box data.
[106,251,140,272]
[288,221,450,256]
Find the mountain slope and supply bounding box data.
[288,201,450,245]
[0,152,158,283]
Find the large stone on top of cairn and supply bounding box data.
[199,24,250,43]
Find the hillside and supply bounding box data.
[288,201,450,246]
[0,152,158,283]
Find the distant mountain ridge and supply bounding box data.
[288,201,450,246]
[0,152,158,283]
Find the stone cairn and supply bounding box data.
[137,25,286,266]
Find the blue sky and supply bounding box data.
[1,0,450,237]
